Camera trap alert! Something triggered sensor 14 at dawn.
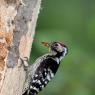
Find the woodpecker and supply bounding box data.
[22,42,68,95]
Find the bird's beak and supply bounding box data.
[41,42,50,47]
[41,42,51,52]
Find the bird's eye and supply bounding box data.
[54,43,58,46]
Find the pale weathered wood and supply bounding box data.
[0,0,41,95]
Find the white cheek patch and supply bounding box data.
[63,47,67,56]
[59,47,67,61]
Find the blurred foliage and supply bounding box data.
[30,0,95,95]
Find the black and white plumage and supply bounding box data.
[22,42,68,95]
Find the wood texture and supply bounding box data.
[0,0,41,95]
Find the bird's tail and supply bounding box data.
[22,89,38,95]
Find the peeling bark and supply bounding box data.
[0,0,41,95]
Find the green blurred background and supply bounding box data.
[30,0,95,95]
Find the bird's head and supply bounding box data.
[42,42,68,57]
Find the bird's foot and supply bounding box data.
[19,0,26,6]
[18,57,29,71]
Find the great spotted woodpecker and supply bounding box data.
[22,42,68,95]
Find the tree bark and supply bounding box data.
[0,0,41,95]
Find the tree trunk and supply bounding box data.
[0,0,41,95]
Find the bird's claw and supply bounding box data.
[20,0,26,6]
[18,57,29,71]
